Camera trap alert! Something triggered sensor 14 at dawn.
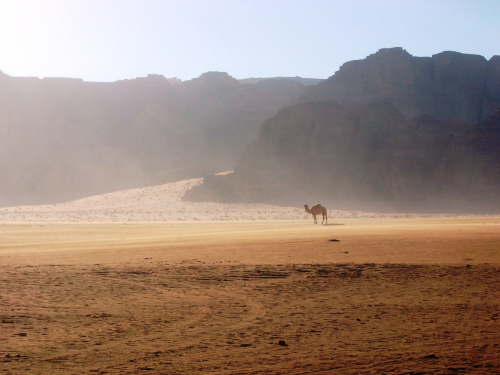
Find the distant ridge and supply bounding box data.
[0,70,306,207]
[239,77,324,86]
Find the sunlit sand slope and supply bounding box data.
[0,178,487,222]
[0,178,308,222]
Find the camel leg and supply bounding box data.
[313,214,317,224]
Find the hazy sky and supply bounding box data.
[0,0,498,82]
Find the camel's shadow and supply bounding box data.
[323,223,345,226]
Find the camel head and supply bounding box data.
[304,205,310,213]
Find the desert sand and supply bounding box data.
[1,179,500,374]
[0,177,487,223]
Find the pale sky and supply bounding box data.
[0,0,498,82]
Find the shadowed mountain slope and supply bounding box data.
[183,101,500,213]
[184,49,500,213]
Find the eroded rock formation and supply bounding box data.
[183,101,500,213]
[299,48,500,124]
[185,49,500,212]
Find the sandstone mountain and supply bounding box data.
[183,101,500,213]
[184,49,500,213]
[0,71,311,207]
[3,48,499,211]
[299,48,500,124]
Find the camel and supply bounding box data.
[304,204,327,224]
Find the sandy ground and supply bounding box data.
[1,180,500,374]
[1,219,500,374]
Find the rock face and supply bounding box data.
[183,101,500,213]
[0,71,311,206]
[435,110,500,204]
[299,48,500,124]
[184,49,500,213]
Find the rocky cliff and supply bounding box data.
[3,48,500,210]
[0,71,310,206]
[183,101,500,213]
[299,48,500,124]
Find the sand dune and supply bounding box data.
[0,178,306,222]
[0,177,492,223]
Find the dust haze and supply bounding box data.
[2,48,500,374]
[0,72,305,207]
